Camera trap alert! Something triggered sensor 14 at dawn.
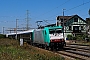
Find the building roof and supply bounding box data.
[57,15,86,23]
[57,16,72,20]
[48,26,62,29]
[39,15,86,29]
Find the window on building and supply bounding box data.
[88,29,89,32]
[64,23,66,26]
[74,18,78,22]
[61,23,63,26]
[81,26,84,30]
[69,26,71,30]
[61,19,66,22]
[61,19,63,22]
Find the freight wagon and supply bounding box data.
[31,26,66,50]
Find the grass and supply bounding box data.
[0,38,64,60]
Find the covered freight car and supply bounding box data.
[31,26,66,50]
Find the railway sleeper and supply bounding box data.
[65,50,90,57]
[57,51,89,60]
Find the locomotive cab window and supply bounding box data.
[49,29,62,34]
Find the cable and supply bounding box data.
[45,0,90,19]
[65,0,90,12]
[40,0,71,16]
[30,0,71,20]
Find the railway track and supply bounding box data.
[65,44,90,53]
[56,50,89,60]
[30,43,90,60]
[54,44,90,60]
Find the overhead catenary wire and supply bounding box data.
[45,0,90,19]
[43,20,51,24]
[2,0,89,24]
[0,18,27,22]
[65,0,90,12]
[31,0,71,26]
[30,0,71,20]
[38,0,71,16]
[30,0,90,20]
[1,0,90,30]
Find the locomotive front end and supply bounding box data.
[49,28,66,49]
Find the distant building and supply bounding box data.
[86,18,90,37]
[57,15,87,38]
[39,15,87,38]
[86,18,90,25]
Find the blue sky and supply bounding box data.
[0,0,90,34]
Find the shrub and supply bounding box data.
[82,34,88,39]
[67,34,73,40]
[76,35,83,41]
[75,34,88,41]
[0,34,6,38]
[72,36,76,40]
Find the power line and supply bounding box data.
[30,0,71,20]
[30,0,89,21]
[45,0,90,19]
[0,20,25,23]
[67,7,89,19]
[65,0,90,12]
[43,20,51,24]
[0,16,24,18]
[39,0,71,16]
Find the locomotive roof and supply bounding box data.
[45,26,62,29]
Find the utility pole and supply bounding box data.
[16,19,18,40]
[26,10,29,30]
[89,9,90,18]
[3,27,5,34]
[63,9,65,39]
[56,17,57,26]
